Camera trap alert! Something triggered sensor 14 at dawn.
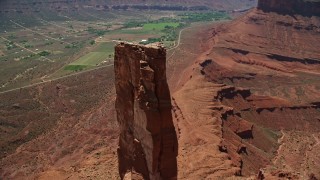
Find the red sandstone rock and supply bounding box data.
[172,0,320,177]
[258,0,320,16]
[114,42,178,179]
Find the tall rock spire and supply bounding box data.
[114,42,178,179]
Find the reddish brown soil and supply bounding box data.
[1,7,320,180]
[0,67,120,179]
[0,23,216,180]
[171,7,320,179]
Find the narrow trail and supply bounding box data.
[34,85,50,111]
[0,64,113,95]
[83,12,112,21]
[312,134,320,147]
[10,20,73,45]
[272,129,286,165]
[45,40,114,80]
[58,14,112,28]
[0,36,54,62]
[38,18,74,32]
[169,23,217,92]
[167,27,191,62]
[1,25,199,95]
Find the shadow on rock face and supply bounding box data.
[114,42,178,179]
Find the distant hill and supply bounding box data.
[0,0,257,13]
[258,0,320,16]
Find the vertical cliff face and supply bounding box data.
[257,0,320,16]
[114,42,178,179]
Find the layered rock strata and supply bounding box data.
[258,0,320,16]
[190,0,320,177]
[114,42,177,179]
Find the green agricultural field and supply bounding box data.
[0,8,233,90]
[69,52,108,66]
[94,42,115,54]
[112,29,151,35]
[143,22,180,31]
[69,42,115,66]
[63,42,115,72]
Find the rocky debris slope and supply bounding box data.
[190,0,320,178]
[114,42,177,179]
[170,0,320,178]
[173,77,243,178]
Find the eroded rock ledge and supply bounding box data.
[114,42,177,179]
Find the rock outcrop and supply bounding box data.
[191,0,320,177]
[258,0,320,16]
[114,42,177,179]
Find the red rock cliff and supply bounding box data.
[114,42,178,179]
[258,0,320,16]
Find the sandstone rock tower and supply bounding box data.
[114,42,178,179]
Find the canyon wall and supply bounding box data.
[114,42,177,179]
[258,0,320,16]
[197,0,320,177]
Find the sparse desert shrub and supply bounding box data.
[38,51,50,56]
